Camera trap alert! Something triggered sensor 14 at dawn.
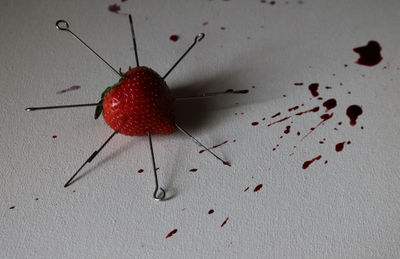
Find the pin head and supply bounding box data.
[56,20,70,31]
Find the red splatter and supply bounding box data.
[138,169,144,173]
[254,184,263,192]
[353,41,383,66]
[221,217,229,227]
[271,112,281,118]
[347,141,351,144]
[166,229,178,239]
[9,206,15,209]
[108,4,121,14]
[325,86,332,89]
[324,160,328,164]
[338,122,342,125]
[323,98,337,112]
[251,122,259,126]
[301,113,333,141]
[308,83,319,97]
[294,83,303,86]
[302,155,322,169]
[72,190,76,193]
[57,85,80,94]
[284,125,291,134]
[35,198,39,201]
[288,105,299,112]
[335,141,347,152]
[225,89,249,94]
[170,35,179,42]
[270,1,276,5]
[202,22,208,26]
[52,135,57,139]
[346,105,363,126]
[189,168,198,172]
[220,27,226,30]
[244,187,249,192]
[297,131,300,136]
[208,209,214,214]
[199,140,228,154]
[268,107,319,127]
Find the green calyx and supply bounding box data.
[94,68,129,119]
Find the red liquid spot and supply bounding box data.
[319,141,324,144]
[335,141,345,152]
[301,113,334,141]
[221,217,229,227]
[52,135,57,139]
[270,1,276,5]
[294,83,303,86]
[346,105,363,126]
[271,112,281,118]
[9,206,15,209]
[323,98,337,112]
[284,125,291,134]
[35,198,39,201]
[280,135,283,139]
[308,83,319,97]
[288,106,299,112]
[353,41,383,66]
[233,139,236,142]
[166,229,178,239]
[260,0,266,3]
[208,209,214,214]
[169,35,179,42]
[347,141,351,144]
[189,168,198,172]
[282,94,287,97]
[244,187,249,192]
[138,169,144,173]
[72,190,76,193]
[220,27,226,30]
[268,107,319,127]
[57,85,81,94]
[302,155,322,169]
[344,64,348,67]
[251,122,259,126]
[202,22,208,26]
[325,86,332,89]
[338,122,342,125]
[297,131,300,136]
[262,118,266,121]
[225,89,249,94]
[324,160,328,164]
[254,184,263,192]
[199,140,228,153]
[361,126,364,129]
[108,4,121,13]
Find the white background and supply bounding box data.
[1,0,400,258]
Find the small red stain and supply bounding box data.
[308,83,319,97]
[34,198,39,201]
[72,190,76,193]
[324,160,328,164]
[220,27,226,30]
[202,21,208,26]
[284,125,291,134]
[294,83,303,86]
[108,4,121,14]
[221,217,229,227]
[9,206,15,209]
[254,184,263,192]
[189,168,198,172]
[52,135,57,139]
[199,140,228,154]
[244,187,250,192]
[346,105,363,126]
[288,106,299,112]
[302,155,322,169]
[271,112,281,118]
[335,142,345,152]
[251,122,259,126]
[138,169,144,173]
[166,229,178,239]
[169,35,179,42]
[208,209,214,214]
[270,1,276,5]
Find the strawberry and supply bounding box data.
[95,66,176,136]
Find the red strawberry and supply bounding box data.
[95,66,176,136]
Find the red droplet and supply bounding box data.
[166,229,178,239]
[169,35,179,42]
[294,83,303,86]
[302,155,322,169]
[271,112,281,118]
[199,140,228,154]
[138,169,144,173]
[288,105,299,112]
[72,190,76,193]
[346,105,363,126]
[208,209,214,214]
[52,135,57,139]
[324,160,328,164]
[220,27,226,30]
[284,125,291,134]
[308,83,319,97]
[325,86,332,89]
[269,1,276,5]
[35,198,39,201]
[189,168,198,172]
[335,142,345,152]
[202,21,208,26]
[108,4,121,14]
[244,187,250,192]
[251,122,259,126]
[225,89,249,94]
[353,41,383,66]
[221,217,229,227]
[254,184,263,192]
[323,98,337,112]
[9,206,15,209]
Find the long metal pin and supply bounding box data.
[64,131,118,188]
[148,131,166,201]
[175,123,231,166]
[128,14,139,67]
[174,91,237,101]
[163,33,205,80]
[25,103,100,112]
[55,20,122,77]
